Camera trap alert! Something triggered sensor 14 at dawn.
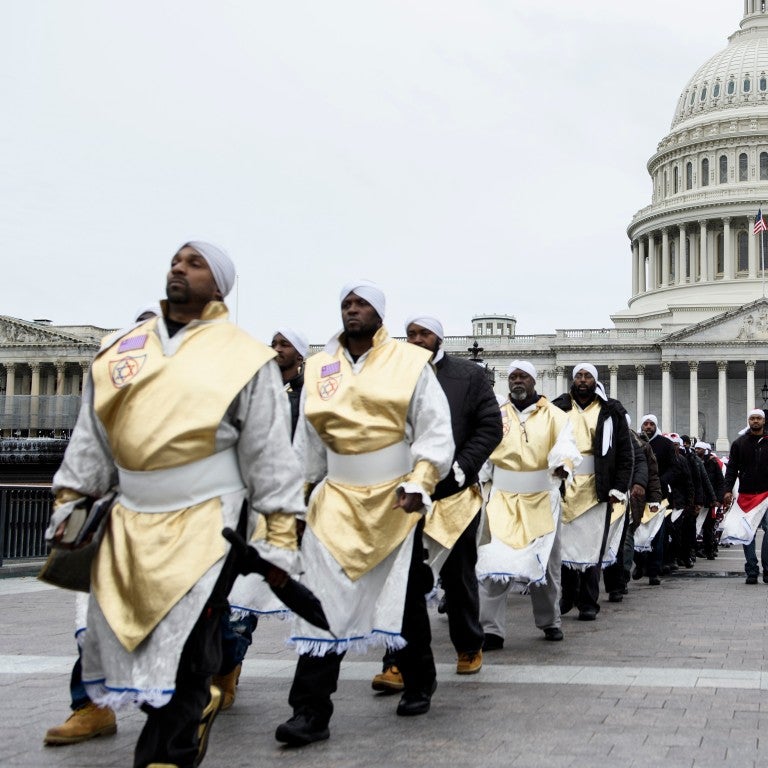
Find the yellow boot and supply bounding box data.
[195,685,222,767]
[211,663,241,711]
[43,702,117,745]
[371,664,404,692]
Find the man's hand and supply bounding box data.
[723,492,733,508]
[553,466,569,480]
[608,495,624,505]
[630,483,645,501]
[393,490,424,513]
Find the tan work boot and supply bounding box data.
[371,664,404,692]
[211,663,241,711]
[43,701,117,745]
[456,650,483,675]
[195,685,222,767]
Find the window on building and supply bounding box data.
[686,162,693,190]
[700,86,707,102]
[702,157,710,186]
[727,78,736,95]
[761,74,767,92]
[670,241,676,281]
[738,231,749,272]
[686,237,691,280]
[719,155,728,183]
[744,77,752,93]
[486,322,492,334]
[689,89,695,105]
[664,170,668,197]
[673,166,679,193]
[713,81,721,98]
[739,153,749,181]
[761,152,768,180]
[716,233,724,274]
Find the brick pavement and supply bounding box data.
[1,541,766,768]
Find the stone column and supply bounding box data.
[746,360,756,412]
[699,220,709,282]
[2,363,15,437]
[723,218,734,280]
[635,364,646,427]
[661,228,670,287]
[689,361,699,440]
[638,238,646,293]
[648,234,657,290]
[632,241,639,296]
[29,362,41,437]
[54,361,66,435]
[678,224,686,284]
[609,365,619,400]
[555,366,565,396]
[716,360,729,452]
[661,361,672,432]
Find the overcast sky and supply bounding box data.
[1,1,743,342]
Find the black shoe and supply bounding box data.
[648,576,661,586]
[436,595,448,614]
[275,712,330,746]
[746,575,759,585]
[608,591,623,603]
[763,573,768,584]
[482,632,504,651]
[577,609,597,621]
[396,680,437,717]
[631,564,644,581]
[543,627,564,641]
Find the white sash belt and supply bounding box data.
[117,448,245,512]
[326,441,412,486]
[574,455,595,475]
[493,468,551,494]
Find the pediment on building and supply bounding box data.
[0,315,96,347]
[661,299,768,344]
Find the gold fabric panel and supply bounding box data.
[425,485,482,549]
[561,398,600,523]
[640,502,666,525]
[307,476,419,581]
[92,499,226,652]
[92,303,275,470]
[486,490,554,549]
[303,328,430,454]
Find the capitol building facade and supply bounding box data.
[3,2,768,451]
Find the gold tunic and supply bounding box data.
[425,485,482,550]
[89,303,274,651]
[303,328,434,580]
[486,398,571,549]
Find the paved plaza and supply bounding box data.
[1,543,766,768]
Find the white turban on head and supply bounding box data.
[669,434,684,446]
[274,327,309,359]
[572,362,598,381]
[507,360,537,382]
[641,414,659,429]
[339,280,385,319]
[183,240,236,298]
[749,408,766,418]
[695,441,710,451]
[405,315,444,340]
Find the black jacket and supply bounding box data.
[702,454,724,503]
[551,390,633,502]
[431,354,503,501]
[646,432,677,504]
[285,372,304,439]
[724,432,768,495]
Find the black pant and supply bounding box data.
[561,564,600,614]
[288,521,435,725]
[603,510,630,594]
[439,510,483,654]
[133,547,240,768]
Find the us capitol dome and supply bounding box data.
[617,0,768,330]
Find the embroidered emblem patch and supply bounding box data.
[117,334,148,353]
[318,374,341,400]
[109,355,147,388]
[321,361,341,377]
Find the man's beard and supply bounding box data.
[345,322,379,339]
[509,387,528,402]
[166,281,189,304]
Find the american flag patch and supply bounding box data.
[118,334,148,353]
[321,361,341,377]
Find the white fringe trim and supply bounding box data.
[290,631,408,658]
[228,606,290,622]
[84,681,172,711]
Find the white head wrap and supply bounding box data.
[694,441,710,451]
[183,240,236,298]
[339,280,385,319]
[273,327,309,359]
[507,360,537,382]
[572,362,607,402]
[669,435,684,446]
[749,408,766,418]
[133,303,161,322]
[405,315,444,340]
[641,414,659,430]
